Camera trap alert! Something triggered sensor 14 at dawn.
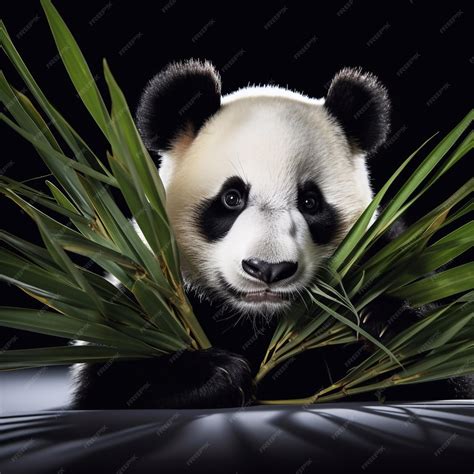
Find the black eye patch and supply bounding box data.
[297,181,340,245]
[196,176,250,242]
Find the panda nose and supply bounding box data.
[242,259,298,284]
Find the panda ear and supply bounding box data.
[324,67,390,154]
[136,59,221,153]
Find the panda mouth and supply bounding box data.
[217,274,294,305]
[240,289,289,303]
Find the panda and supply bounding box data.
[71,60,472,408]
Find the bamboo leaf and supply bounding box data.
[0,74,94,215]
[40,0,110,135]
[0,345,148,370]
[390,263,474,307]
[330,137,433,272]
[103,60,180,281]
[0,307,152,353]
[0,230,60,272]
[0,113,117,187]
[1,22,107,174]
[57,234,142,271]
[306,291,402,367]
[132,279,191,343]
[335,111,473,275]
[0,248,98,311]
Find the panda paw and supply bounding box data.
[359,295,423,347]
[71,347,255,409]
[185,347,255,408]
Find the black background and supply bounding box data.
[1,0,472,350]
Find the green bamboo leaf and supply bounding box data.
[0,230,60,272]
[1,176,91,223]
[0,345,149,370]
[348,270,365,299]
[106,152,163,258]
[329,137,432,272]
[40,0,110,135]
[108,323,187,353]
[431,219,474,248]
[352,180,473,308]
[0,113,117,187]
[2,296,171,355]
[13,88,62,151]
[306,291,402,367]
[386,300,469,354]
[416,312,472,353]
[310,285,359,322]
[273,311,334,360]
[392,341,473,381]
[1,22,107,174]
[440,199,473,229]
[2,190,107,314]
[78,268,137,309]
[132,279,191,343]
[0,307,152,353]
[386,223,473,291]
[1,185,133,291]
[339,344,474,397]
[0,74,94,215]
[56,233,142,271]
[0,248,98,311]
[391,359,474,386]
[264,317,290,360]
[103,60,180,281]
[106,151,175,281]
[78,176,171,291]
[345,299,473,387]
[102,60,166,205]
[46,180,80,214]
[391,263,474,307]
[357,179,473,277]
[377,131,474,241]
[335,111,473,275]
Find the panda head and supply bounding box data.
[136,60,390,316]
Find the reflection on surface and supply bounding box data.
[0,399,473,472]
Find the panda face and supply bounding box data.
[160,93,374,315]
[136,61,390,317]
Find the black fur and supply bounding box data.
[324,67,390,154]
[72,348,254,409]
[297,181,341,245]
[196,176,250,242]
[136,59,221,153]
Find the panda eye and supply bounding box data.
[300,191,320,214]
[222,189,244,210]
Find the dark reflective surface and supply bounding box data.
[0,401,473,473]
